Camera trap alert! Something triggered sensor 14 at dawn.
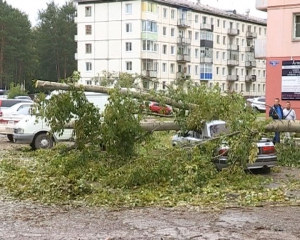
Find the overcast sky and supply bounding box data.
[5,0,267,27]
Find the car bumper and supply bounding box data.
[13,134,34,144]
[214,155,277,170]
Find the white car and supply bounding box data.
[1,102,33,117]
[250,97,266,112]
[0,106,32,142]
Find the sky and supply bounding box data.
[5,0,267,27]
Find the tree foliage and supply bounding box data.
[0,1,34,89]
[7,82,28,99]
[34,1,77,82]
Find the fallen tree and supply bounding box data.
[35,80,198,110]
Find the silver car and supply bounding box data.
[172,120,277,171]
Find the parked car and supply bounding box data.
[250,97,266,112]
[13,92,109,150]
[0,99,33,117]
[14,96,32,100]
[149,102,172,115]
[172,120,277,171]
[1,102,33,117]
[0,106,32,142]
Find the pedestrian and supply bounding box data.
[269,98,283,144]
[283,101,296,140]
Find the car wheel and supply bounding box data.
[33,133,54,150]
[7,134,13,142]
[262,167,271,174]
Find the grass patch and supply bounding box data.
[0,132,297,208]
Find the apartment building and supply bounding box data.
[74,0,267,96]
[256,0,300,114]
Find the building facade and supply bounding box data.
[74,0,267,96]
[256,0,300,114]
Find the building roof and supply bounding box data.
[74,0,267,26]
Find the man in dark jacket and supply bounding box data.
[269,98,283,144]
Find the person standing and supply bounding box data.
[269,98,284,144]
[283,101,297,139]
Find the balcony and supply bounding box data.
[254,38,266,59]
[177,37,191,45]
[142,70,157,78]
[227,75,239,81]
[200,57,213,64]
[200,23,213,31]
[245,61,257,68]
[177,54,191,62]
[141,51,158,59]
[245,75,257,82]
[255,0,268,11]
[227,44,239,51]
[176,72,191,80]
[227,28,240,36]
[227,59,239,66]
[245,45,255,52]
[246,31,257,38]
[177,18,191,28]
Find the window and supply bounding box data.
[126,23,132,32]
[188,65,191,74]
[259,27,261,35]
[162,81,166,90]
[241,83,244,92]
[86,62,92,71]
[85,25,92,35]
[195,15,199,23]
[253,84,256,92]
[142,20,157,32]
[202,16,207,23]
[241,69,244,76]
[126,61,132,70]
[142,40,157,51]
[235,83,238,91]
[142,2,157,12]
[162,63,167,72]
[126,42,132,51]
[125,3,132,14]
[242,39,245,47]
[163,26,167,36]
[170,63,174,73]
[200,31,213,41]
[85,6,92,17]
[163,8,167,18]
[216,35,220,44]
[222,36,226,45]
[86,80,92,85]
[241,54,244,61]
[195,32,199,40]
[294,14,300,38]
[162,45,167,54]
[85,44,92,54]
[263,70,266,77]
[171,9,175,19]
[171,28,175,37]
[242,24,244,32]
[258,84,260,92]
[217,19,220,27]
[258,70,261,77]
[222,52,226,60]
[223,20,226,28]
[222,67,225,76]
[222,83,225,91]
[195,48,199,58]
[216,67,219,75]
[263,84,265,92]
[216,51,219,59]
[195,65,199,75]
[171,46,175,54]
[264,28,266,36]
[211,18,214,25]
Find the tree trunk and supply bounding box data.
[0,25,4,89]
[35,80,198,110]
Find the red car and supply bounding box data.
[149,102,172,115]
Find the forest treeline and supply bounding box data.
[0,0,76,92]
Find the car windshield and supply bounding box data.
[17,107,31,115]
[209,123,229,137]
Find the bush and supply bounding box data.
[7,83,28,99]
